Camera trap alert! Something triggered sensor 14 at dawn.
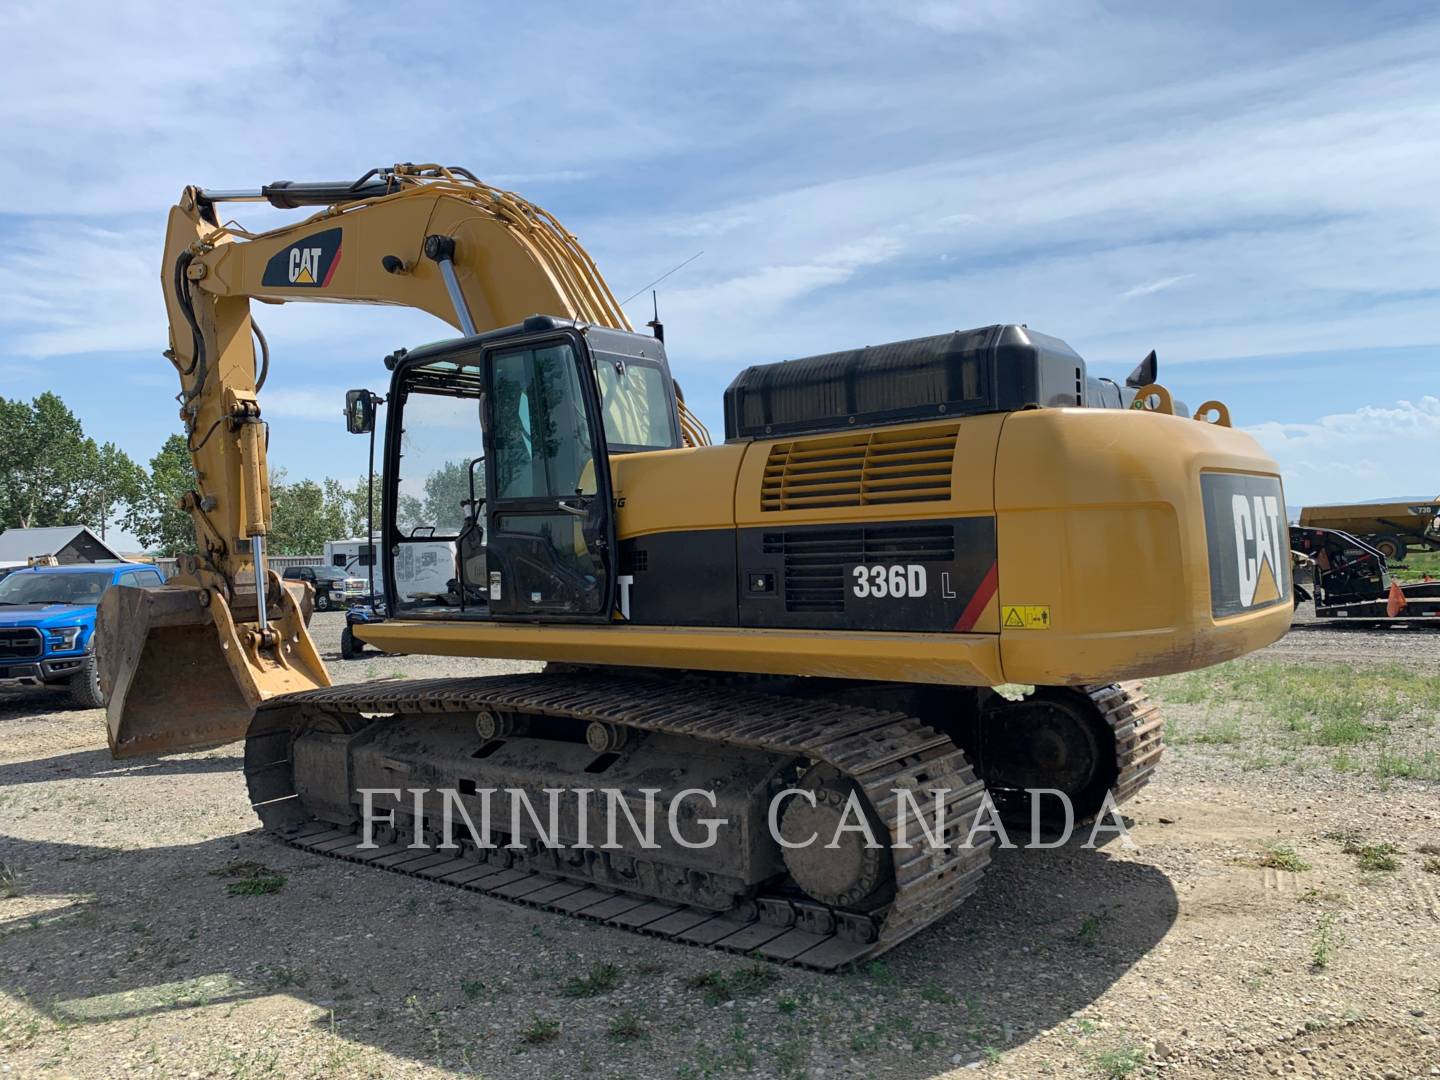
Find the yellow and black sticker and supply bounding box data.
[1001,605,1050,630]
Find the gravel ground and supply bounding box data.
[1,612,1438,1079]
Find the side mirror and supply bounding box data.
[345,389,375,434]
[1125,350,1158,389]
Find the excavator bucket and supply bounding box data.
[100,575,330,758]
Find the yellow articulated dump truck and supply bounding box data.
[97,164,1292,968]
[1298,498,1440,562]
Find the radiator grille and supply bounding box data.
[0,627,43,660]
[760,423,959,512]
[763,523,956,612]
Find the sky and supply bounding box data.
[1,1,1437,549]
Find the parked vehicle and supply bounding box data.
[324,535,458,607]
[280,564,367,612]
[1298,497,1440,562]
[0,562,164,707]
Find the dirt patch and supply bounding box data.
[1,611,1437,1078]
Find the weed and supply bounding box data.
[775,1039,807,1072]
[1076,913,1104,949]
[1297,887,1348,905]
[0,863,20,899]
[607,1010,646,1041]
[849,1028,879,1053]
[1354,843,1401,872]
[521,1016,560,1045]
[686,960,778,1005]
[562,961,622,997]
[1092,1041,1146,1078]
[859,959,897,984]
[1167,713,1243,745]
[459,978,485,1000]
[212,860,286,896]
[920,981,956,1004]
[983,1044,1004,1064]
[778,995,799,1013]
[1376,749,1440,781]
[226,872,286,897]
[731,958,779,995]
[1311,913,1336,971]
[908,1028,940,1053]
[208,859,271,878]
[1423,858,1440,875]
[687,971,733,1005]
[1259,843,1310,873]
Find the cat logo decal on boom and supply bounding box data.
[261,228,343,288]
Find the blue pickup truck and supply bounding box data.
[0,562,166,708]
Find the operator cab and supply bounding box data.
[347,316,680,622]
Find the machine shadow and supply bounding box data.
[0,687,95,718]
[0,746,237,788]
[0,819,1177,1074]
[885,835,1179,1057]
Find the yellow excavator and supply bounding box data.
[98,164,1292,968]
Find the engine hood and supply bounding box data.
[0,603,92,628]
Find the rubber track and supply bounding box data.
[250,673,994,971]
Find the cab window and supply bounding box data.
[491,341,596,500]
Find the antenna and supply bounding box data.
[646,290,664,342]
[619,250,704,307]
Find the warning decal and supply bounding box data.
[1001,605,1050,630]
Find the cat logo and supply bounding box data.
[1230,493,1284,608]
[1201,473,1291,618]
[289,247,323,284]
[260,227,343,289]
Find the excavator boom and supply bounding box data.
[100,164,704,756]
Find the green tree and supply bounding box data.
[421,459,478,532]
[268,471,350,555]
[0,392,142,535]
[84,442,147,541]
[123,434,197,556]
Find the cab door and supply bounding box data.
[482,332,617,619]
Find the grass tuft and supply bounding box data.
[561,961,622,998]
[0,862,20,899]
[226,872,286,897]
[521,1016,560,1045]
[606,1010,647,1041]
[1258,843,1310,873]
[1092,1041,1146,1078]
[1354,843,1401,872]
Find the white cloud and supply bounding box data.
[1122,274,1195,299]
[259,389,350,422]
[1244,396,1440,504]
[4,3,1440,509]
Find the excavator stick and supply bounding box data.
[100,573,328,758]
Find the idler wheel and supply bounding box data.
[779,767,893,909]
